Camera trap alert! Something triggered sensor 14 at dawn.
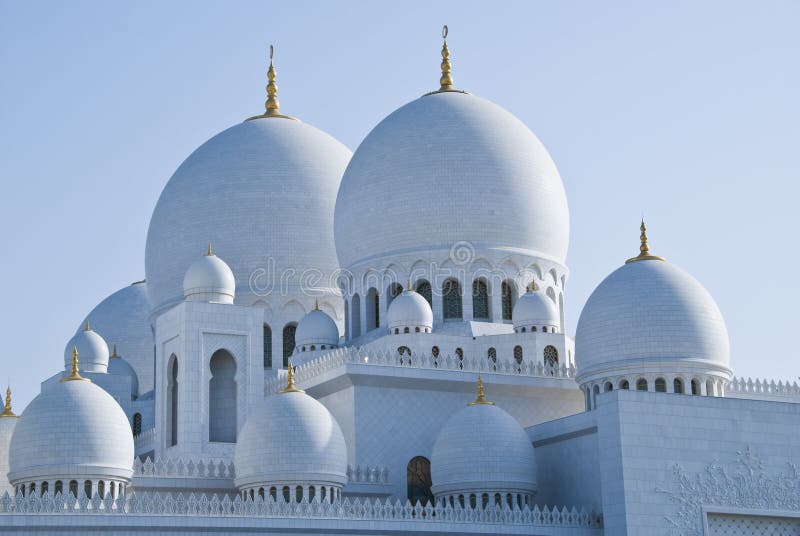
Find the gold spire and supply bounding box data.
[625,219,666,264]
[246,45,297,121]
[0,386,17,418]
[526,280,538,292]
[61,347,90,383]
[406,278,413,292]
[84,319,91,332]
[314,299,319,311]
[425,25,467,96]
[277,359,304,394]
[467,375,495,406]
[111,344,119,358]
[206,243,214,256]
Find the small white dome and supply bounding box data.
[63,324,109,373]
[0,389,19,496]
[107,346,139,398]
[234,386,347,492]
[431,382,537,498]
[183,247,235,304]
[79,281,153,394]
[295,307,339,349]
[386,288,433,332]
[512,289,559,331]
[575,258,731,383]
[8,378,134,486]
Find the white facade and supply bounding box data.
[1,38,798,536]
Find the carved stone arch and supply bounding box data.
[469,257,493,275]
[499,257,521,278]
[362,270,382,293]
[208,348,237,443]
[546,286,557,303]
[525,263,544,282]
[548,268,559,287]
[409,259,432,283]
[280,299,306,319]
[383,263,405,285]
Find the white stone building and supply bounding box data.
[0,33,797,536]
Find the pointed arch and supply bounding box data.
[282,323,297,367]
[366,287,379,330]
[209,349,237,443]
[501,280,516,321]
[472,278,489,320]
[406,456,433,506]
[167,355,178,446]
[442,279,462,320]
[263,324,272,368]
[415,280,432,307]
[351,293,361,338]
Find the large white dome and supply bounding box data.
[334,91,569,270]
[431,388,537,498]
[78,282,153,393]
[63,324,109,374]
[512,289,559,332]
[183,248,235,304]
[575,258,731,382]
[8,379,134,485]
[295,307,340,349]
[146,117,352,314]
[234,388,347,491]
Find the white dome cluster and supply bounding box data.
[431,377,537,508]
[183,246,236,304]
[386,287,433,334]
[234,368,347,503]
[8,353,134,497]
[63,322,109,374]
[295,303,340,354]
[512,287,559,333]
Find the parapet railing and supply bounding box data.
[133,457,235,479]
[727,377,800,398]
[346,465,389,484]
[266,347,576,395]
[0,491,602,528]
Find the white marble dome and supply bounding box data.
[386,288,433,332]
[431,389,537,498]
[295,307,340,349]
[334,91,569,270]
[146,117,352,314]
[183,248,235,304]
[575,258,731,382]
[78,281,153,393]
[63,324,109,374]
[107,347,139,399]
[234,388,347,492]
[8,379,134,486]
[512,289,559,332]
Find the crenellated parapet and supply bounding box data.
[133,457,235,480]
[727,377,800,401]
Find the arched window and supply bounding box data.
[456,347,464,368]
[84,480,92,498]
[168,355,178,446]
[295,486,302,503]
[282,323,297,367]
[706,379,715,396]
[592,384,600,408]
[487,347,497,363]
[655,378,667,393]
[351,294,361,338]
[54,481,63,496]
[636,378,648,391]
[673,378,684,394]
[501,280,516,321]
[132,413,142,437]
[209,349,237,443]
[387,282,403,306]
[366,288,380,330]
[97,481,105,498]
[531,326,537,332]
[397,346,411,356]
[604,382,613,392]
[41,481,48,496]
[619,379,630,390]
[691,379,701,395]
[431,346,440,358]
[343,299,348,340]
[406,456,434,506]
[472,279,489,320]
[543,345,558,367]
[416,280,432,307]
[513,345,523,364]
[263,324,272,368]
[282,486,290,503]
[442,279,463,320]
[403,327,409,334]
[69,480,78,498]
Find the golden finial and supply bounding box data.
[0,386,17,418]
[527,281,538,292]
[406,278,413,292]
[61,347,90,383]
[246,45,297,121]
[468,375,495,406]
[439,25,453,91]
[314,299,319,311]
[111,344,119,358]
[625,219,666,264]
[277,359,304,394]
[206,243,214,256]
[84,319,91,332]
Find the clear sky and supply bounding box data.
[1,1,798,410]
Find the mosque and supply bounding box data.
[0,29,798,536]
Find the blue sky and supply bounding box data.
[1,1,798,409]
